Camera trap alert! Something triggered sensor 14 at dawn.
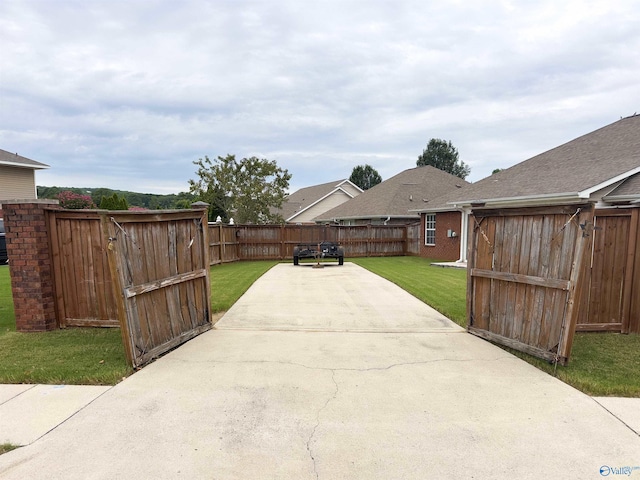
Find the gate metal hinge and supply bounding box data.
[579,221,601,238]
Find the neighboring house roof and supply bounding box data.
[0,149,50,169]
[437,114,640,209]
[315,166,469,222]
[278,179,362,222]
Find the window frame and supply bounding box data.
[425,214,436,246]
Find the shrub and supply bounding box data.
[56,190,95,209]
[99,193,129,210]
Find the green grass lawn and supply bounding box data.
[210,261,278,312]
[351,256,640,397]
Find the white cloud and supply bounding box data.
[1,0,638,194]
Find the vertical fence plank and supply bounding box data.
[621,209,638,333]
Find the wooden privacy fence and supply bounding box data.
[207,223,417,264]
[47,208,212,368]
[467,205,594,365]
[576,208,640,334]
[48,210,119,328]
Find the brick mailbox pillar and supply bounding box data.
[3,200,60,332]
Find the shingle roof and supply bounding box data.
[315,166,469,221]
[448,114,640,206]
[278,179,360,221]
[0,149,49,169]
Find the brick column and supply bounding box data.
[3,200,60,332]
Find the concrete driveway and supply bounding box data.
[1,263,639,479]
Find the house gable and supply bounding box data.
[278,179,362,223]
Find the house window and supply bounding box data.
[425,214,436,245]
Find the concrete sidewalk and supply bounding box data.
[1,384,111,445]
[1,263,639,479]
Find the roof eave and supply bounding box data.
[0,160,50,170]
[409,205,464,214]
[449,192,587,209]
[601,195,640,203]
[315,213,420,222]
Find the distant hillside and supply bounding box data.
[37,186,196,210]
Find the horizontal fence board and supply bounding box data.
[64,318,120,328]
[468,326,559,363]
[124,269,207,298]
[470,268,571,291]
[575,322,624,332]
[134,323,212,367]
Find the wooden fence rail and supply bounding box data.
[207,223,420,264]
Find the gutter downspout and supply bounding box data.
[383,216,391,225]
[458,208,470,263]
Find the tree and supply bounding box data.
[349,164,382,190]
[417,138,470,180]
[492,168,503,175]
[189,154,291,224]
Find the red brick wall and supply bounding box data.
[3,200,60,331]
[419,211,461,261]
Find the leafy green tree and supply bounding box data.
[349,164,382,190]
[189,155,291,224]
[417,138,470,180]
[492,168,503,175]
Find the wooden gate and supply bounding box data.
[467,205,594,365]
[47,211,119,327]
[104,210,212,368]
[577,208,640,333]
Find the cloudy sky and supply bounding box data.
[1,0,639,195]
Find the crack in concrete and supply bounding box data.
[305,370,339,480]
[591,398,640,438]
[169,356,512,373]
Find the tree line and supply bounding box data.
[37,186,196,210]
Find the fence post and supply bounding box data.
[3,199,60,331]
[403,225,408,256]
[219,223,224,263]
[280,224,284,260]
